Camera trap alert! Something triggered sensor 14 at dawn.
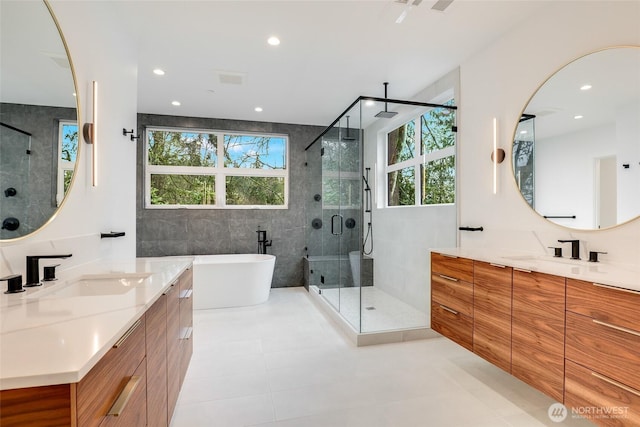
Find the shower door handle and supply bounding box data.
[331,214,343,235]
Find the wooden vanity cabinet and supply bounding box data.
[565,278,640,426]
[431,253,474,351]
[0,266,194,427]
[511,270,565,402]
[473,261,512,373]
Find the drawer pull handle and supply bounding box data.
[439,274,459,282]
[592,319,640,337]
[591,372,640,398]
[593,282,640,295]
[513,268,532,273]
[113,319,141,348]
[489,263,506,268]
[180,289,193,299]
[107,375,141,416]
[439,305,459,315]
[440,254,458,259]
[185,326,193,340]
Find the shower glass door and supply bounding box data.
[320,107,363,331]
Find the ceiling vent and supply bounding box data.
[216,70,247,85]
[431,0,454,12]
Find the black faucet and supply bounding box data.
[257,228,272,255]
[557,240,580,260]
[25,254,72,287]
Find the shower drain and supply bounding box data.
[365,306,376,310]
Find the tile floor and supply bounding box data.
[170,287,594,427]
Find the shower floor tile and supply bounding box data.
[315,286,427,333]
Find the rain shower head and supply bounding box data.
[375,82,398,118]
[375,110,398,118]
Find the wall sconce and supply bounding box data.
[490,117,505,194]
[82,80,98,186]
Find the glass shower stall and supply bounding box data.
[304,95,457,335]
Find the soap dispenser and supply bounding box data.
[1,274,25,294]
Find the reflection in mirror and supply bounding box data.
[513,47,640,230]
[0,0,78,240]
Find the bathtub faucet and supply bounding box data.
[257,228,272,254]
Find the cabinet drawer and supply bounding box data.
[566,311,640,391]
[567,278,640,334]
[146,295,168,427]
[77,316,146,427]
[99,359,147,427]
[511,269,565,402]
[431,253,473,283]
[565,360,640,427]
[431,301,473,351]
[166,281,181,422]
[431,273,473,317]
[473,261,512,373]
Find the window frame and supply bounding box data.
[144,126,289,209]
[384,104,456,208]
[57,120,77,207]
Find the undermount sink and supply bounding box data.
[31,272,152,298]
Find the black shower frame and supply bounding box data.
[305,96,458,151]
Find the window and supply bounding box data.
[57,121,78,206]
[145,127,288,208]
[385,101,456,207]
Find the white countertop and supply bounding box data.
[0,257,192,390]
[431,248,640,292]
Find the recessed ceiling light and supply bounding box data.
[574,115,583,119]
[153,69,165,76]
[267,36,280,46]
[520,130,528,134]
[364,100,375,107]
[255,107,263,112]
[580,84,592,91]
[72,92,76,97]
[171,101,181,106]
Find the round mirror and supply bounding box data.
[513,46,640,230]
[0,0,79,240]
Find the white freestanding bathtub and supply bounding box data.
[193,254,276,309]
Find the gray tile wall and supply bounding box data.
[136,113,324,288]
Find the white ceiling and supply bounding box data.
[2,1,549,127]
[112,0,546,126]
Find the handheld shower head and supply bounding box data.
[375,82,398,118]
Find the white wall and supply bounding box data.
[535,123,614,229]
[458,1,640,264]
[0,1,137,279]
